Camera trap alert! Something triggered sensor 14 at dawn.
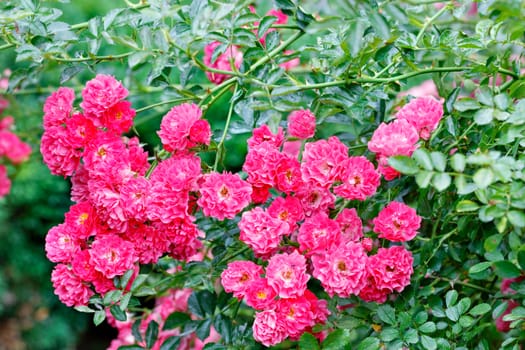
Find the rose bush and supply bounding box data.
[2,0,525,349]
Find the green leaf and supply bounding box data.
[188,290,216,318]
[132,319,143,343]
[213,314,232,344]
[468,261,492,275]
[403,329,418,344]
[430,152,447,172]
[110,304,127,322]
[163,312,191,330]
[518,251,525,270]
[445,306,460,322]
[347,19,368,57]
[322,329,351,350]
[476,86,493,107]
[420,335,437,350]
[445,290,458,308]
[195,319,212,340]
[454,98,480,112]
[507,210,525,228]
[299,332,320,350]
[379,327,399,342]
[356,337,380,350]
[376,304,396,325]
[449,153,466,172]
[469,303,491,316]
[494,93,510,110]
[416,171,433,188]
[483,234,502,252]
[388,155,419,175]
[145,320,159,349]
[160,336,180,350]
[456,200,480,212]
[413,149,433,171]
[130,274,148,292]
[432,173,451,192]
[474,108,494,125]
[93,310,106,326]
[265,31,280,51]
[419,322,436,334]
[257,16,278,39]
[457,298,471,315]
[74,305,94,313]
[493,261,521,278]
[473,168,494,189]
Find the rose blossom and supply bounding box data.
[43,87,75,128]
[267,196,304,234]
[365,245,414,293]
[373,201,421,242]
[287,109,316,139]
[247,125,284,149]
[45,223,82,263]
[220,260,263,299]
[252,309,287,347]
[266,250,309,298]
[297,212,342,257]
[335,208,363,242]
[89,234,137,279]
[395,96,444,140]
[301,136,348,188]
[244,278,277,310]
[197,171,252,220]
[80,74,128,119]
[203,42,243,84]
[51,264,94,307]
[333,156,380,201]
[157,103,211,153]
[311,241,367,297]
[0,165,11,197]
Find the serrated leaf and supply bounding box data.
[456,200,480,212]
[299,332,320,350]
[421,335,437,350]
[357,337,380,350]
[376,305,396,325]
[195,319,212,340]
[493,261,521,278]
[163,312,191,330]
[507,210,525,228]
[130,274,148,292]
[432,173,451,192]
[469,303,491,316]
[379,327,399,342]
[473,168,494,189]
[188,290,216,318]
[413,149,433,170]
[484,234,502,252]
[110,304,127,322]
[416,171,433,188]
[257,16,278,39]
[265,30,280,51]
[145,320,159,349]
[322,329,351,350]
[93,310,106,326]
[160,336,180,350]
[430,152,447,171]
[474,108,494,125]
[445,290,458,308]
[476,86,493,106]
[128,52,150,69]
[445,306,460,322]
[419,322,436,334]
[449,153,466,172]
[454,99,480,112]
[388,155,419,175]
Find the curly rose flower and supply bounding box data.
[64,201,97,239]
[80,74,128,119]
[220,260,263,299]
[247,125,284,149]
[89,234,137,279]
[40,126,82,177]
[45,223,82,263]
[297,212,342,257]
[335,208,363,242]
[157,103,210,153]
[101,100,136,135]
[244,278,277,310]
[373,201,421,242]
[0,130,32,164]
[203,42,243,85]
[243,142,282,188]
[126,222,168,265]
[238,207,288,257]
[253,309,287,347]
[366,246,414,293]
[275,155,304,194]
[333,156,380,201]
[275,296,315,340]
[197,172,252,220]
[311,242,367,297]
[120,177,150,222]
[266,251,309,298]
[51,264,94,307]
[296,183,335,216]
[287,109,316,139]
[43,87,75,129]
[301,136,348,188]
[395,96,444,140]
[267,196,304,234]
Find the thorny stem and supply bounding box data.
[429,275,493,294]
[415,2,453,47]
[135,97,197,114]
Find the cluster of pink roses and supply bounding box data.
[203,8,299,84]
[368,96,443,180]
[219,108,424,345]
[0,70,32,198]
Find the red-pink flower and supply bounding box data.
[267,196,304,234]
[297,212,342,257]
[243,142,282,188]
[64,201,97,239]
[65,113,97,148]
[244,278,277,310]
[301,136,348,188]
[238,207,288,257]
[287,109,316,139]
[89,234,137,279]
[80,74,128,118]
[126,221,168,264]
[197,172,252,220]
[311,242,367,297]
[51,264,94,307]
[120,177,150,222]
[43,87,75,129]
[45,223,82,263]
[101,100,136,135]
[252,309,287,347]
[366,245,414,293]
[333,156,380,200]
[0,130,31,164]
[275,296,315,339]
[266,250,309,298]
[220,260,263,299]
[157,103,210,153]
[373,201,421,242]
[203,42,243,84]
[247,125,284,149]
[296,183,335,216]
[395,96,444,140]
[0,165,10,197]
[368,119,419,157]
[495,300,520,332]
[275,155,304,194]
[335,208,363,242]
[40,126,82,177]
